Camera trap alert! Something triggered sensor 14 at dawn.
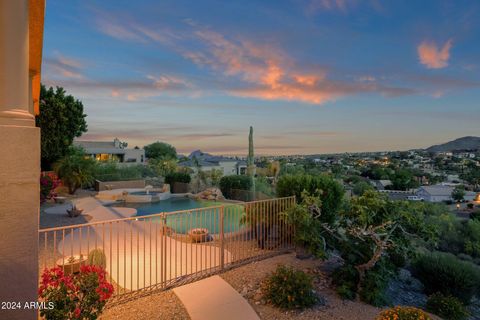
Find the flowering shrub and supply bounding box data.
[377,306,431,320]
[263,265,318,310]
[40,172,61,203]
[38,265,114,320]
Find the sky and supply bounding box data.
[42,0,480,156]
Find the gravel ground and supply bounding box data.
[221,253,383,320]
[100,290,189,320]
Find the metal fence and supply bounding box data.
[38,196,295,303]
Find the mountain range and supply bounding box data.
[425,136,480,153]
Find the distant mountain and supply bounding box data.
[426,136,480,153]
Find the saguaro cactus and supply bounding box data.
[247,126,256,199]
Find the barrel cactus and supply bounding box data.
[87,248,107,268]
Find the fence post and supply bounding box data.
[219,206,225,271]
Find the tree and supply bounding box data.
[148,158,177,177]
[452,186,466,202]
[144,142,177,160]
[36,85,87,170]
[353,181,374,196]
[54,146,96,194]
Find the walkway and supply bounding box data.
[173,275,260,320]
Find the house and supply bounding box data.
[74,138,145,165]
[178,150,247,176]
[416,185,477,202]
[370,179,392,190]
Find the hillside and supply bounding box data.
[426,136,480,152]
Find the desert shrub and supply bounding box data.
[255,176,275,197]
[284,191,326,258]
[412,251,480,303]
[457,253,473,262]
[332,265,358,300]
[276,174,344,223]
[464,219,480,258]
[376,306,431,320]
[94,162,148,181]
[426,292,469,320]
[470,210,480,220]
[219,175,252,199]
[359,260,394,306]
[165,172,191,185]
[263,265,318,309]
[426,213,464,254]
[332,259,393,306]
[87,249,107,268]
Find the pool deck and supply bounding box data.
[44,197,137,222]
[57,218,232,291]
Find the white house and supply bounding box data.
[74,138,145,165]
[178,150,247,176]
[416,185,477,202]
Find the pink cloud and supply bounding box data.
[43,53,85,79]
[417,39,453,69]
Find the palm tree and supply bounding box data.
[54,146,96,194]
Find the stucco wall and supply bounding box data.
[95,179,146,191]
[0,126,40,319]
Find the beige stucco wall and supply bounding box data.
[0,1,41,319]
[95,179,146,191]
[0,126,40,319]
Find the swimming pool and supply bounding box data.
[114,197,245,234]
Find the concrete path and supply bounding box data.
[173,275,260,320]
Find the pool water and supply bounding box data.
[114,197,245,234]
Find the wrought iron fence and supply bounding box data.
[38,196,295,302]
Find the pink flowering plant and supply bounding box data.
[38,265,114,320]
[40,172,61,203]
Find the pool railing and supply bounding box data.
[38,196,296,303]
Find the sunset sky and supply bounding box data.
[42,0,480,155]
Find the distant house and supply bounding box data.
[74,138,145,165]
[178,150,247,176]
[370,179,392,190]
[416,185,476,202]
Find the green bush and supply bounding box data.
[54,146,97,194]
[359,260,393,306]
[333,259,393,306]
[94,162,148,181]
[470,210,480,220]
[276,174,344,223]
[426,293,469,320]
[165,172,191,185]
[263,265,318,310]
[412,251,480,303]
[332,265,358,300]
[219,175,252,199]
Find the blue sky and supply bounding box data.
[42,0,480,155]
